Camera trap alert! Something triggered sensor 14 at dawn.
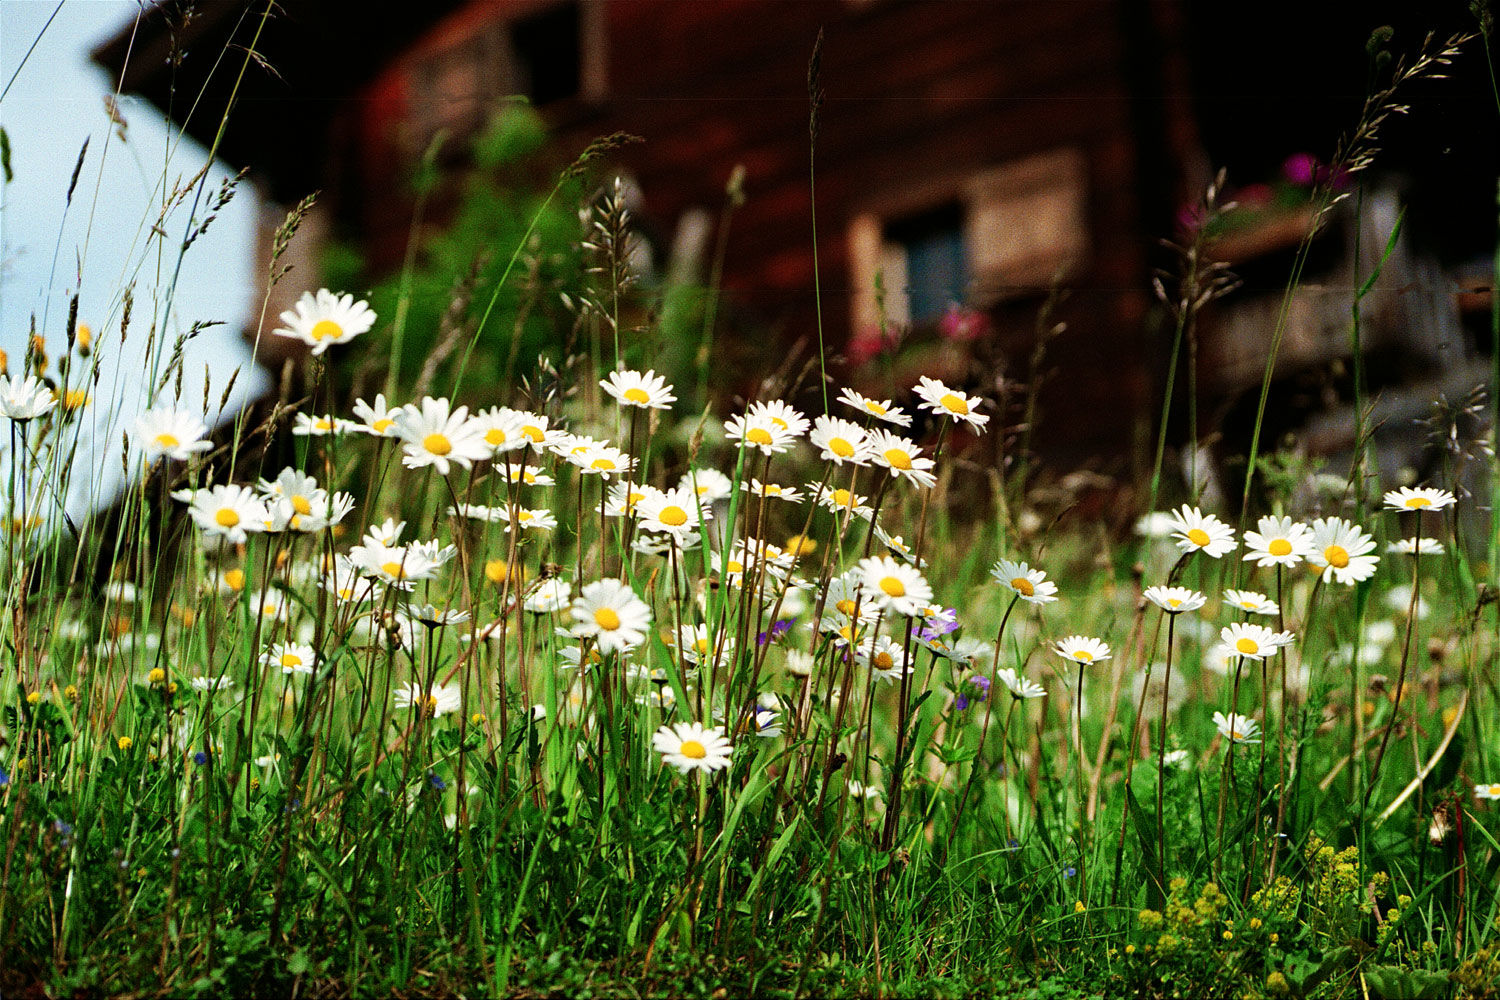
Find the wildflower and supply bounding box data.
[413,604,471,629]
[190,675,234,693]
[351,393,401,436]
[117,736,132,751]
[601,368,676,410]
[748,399,810,438]
[810,415,873,466]
[348,538,452,589]
[470,406,529,455]
[652,721,732,775]
[510,410,566,450]
[742,479,804,503]
[184,484,268,545]
[1309,517,1379,585]
[496,506,559,533]
[1213,711,1261,745]
[1389,537,1444,556]
[913,375,989,430]
[1222,589,1279,616]
[678,467,733,503]
[837,386,912,427]
[566,439,634,478]
[271,288,376,355]
[1144,585,1206,614]
[394,682,462,718]
[262,642,316,675]
[858,555,933,617]
[0,374,55,420]
[869,429,937,487]
[496,462,555,487]
[740,704,783,738]
[1242,515,1315,568]
[996,667,1047,700]
[1475,783,1500,800]
[1054,635,1110,665]
[857,635,912,683]
[953,674,992,711]
[570,578,651,654]
[133,408,213,462]
[1219,622,1294,660]
[1383,486,1456,512]
[991,559,1058,603]
[394,397,489,475]
[291,413,351,436]
[812,484,874,520]
[1166,505,1236,558]
[636,487,705,539]
[724,410,796,455]
[674,623,734,665]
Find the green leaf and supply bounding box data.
[1364,964,1449,1000]
[0,127,11,183]
[287,948,312,976]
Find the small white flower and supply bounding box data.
[133,408,212,462]
[262,642,317,675]
[652,721,732,775]
[394,397,489,476]
[351,393,401,436]
[1222,589,1279,616]
[570,578,651,654]
[836,386,911,427]
[394,682,462,718]
[1143,585,1206,615]
[1166,505,1236,558]
[1475,782,1500,801]
[271,288,376,355]
[0,374,55,420]
[1053,635,1110,665]
[857,555,933,617]
[678,467,733,503]
[1383,486,1456,512]
[810,415,873,466]
[1389,537,1444,556]
[601,369,676,410]
[1213,711,1261,745]
[1219,622,1294,660]
[1242,515,1315,568]
[523,578,572,614]
[183,484,269,545]
[1309,517,1379,586]
[912,375,988,430]
[991,559,1058,604]
[996,667,1046,700]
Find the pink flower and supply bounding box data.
[847,325,891,365]
[938,305,989,344]
[1282,153,1318,186]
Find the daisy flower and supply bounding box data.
[133,408,212,462]
[568,440,635,478]
[600,481,662,519]
[496,462,555,487]
[858,555,933,617]
[351,394,401,436]
[1222,589,1279,616]
[724,411,796,455]
[522,577,571,614]
[601,369,676,410]
[1383,486,1456,512]
[509,410,566,450]
[811,484,874,520]
[1213,711,1261,745]
[1219,622,1294,660]
[1389,536,1444,556]
[996,667,1047,700]
[1308,517,1380,586]
[740,704,783,738]
[190,675,234,693]
[1054,635,1110,665]
[1166,505,1236,558]
[262,642,317,675]
[869,429,937,487]
[394,682,462,718]
[1475,783,1500,801]
[873,527,926,567]
[748,399,810,438]
[394,397,489,475]
[674,623,733,665]
[913,375,989,430]
[809,415,873,466]
[499,506,558,533]
[1242,515,1315,568]
[652,721,732,775]
[857,635,913,683]
[570,578,651,654]
[678,467,733,503]
[184,484,269,545]
[636,487,704,538]
[0,374,55,420]
[271,288,376,355]
[742,479,803,503]
[836,386,911,426]
[1144,585,1206,614]
[348,539,450,589]
[292,413,351,436]
[991,559,1059,604]
[471,406,528,455]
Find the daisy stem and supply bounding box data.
[1156,611,1177,893]
[950,594,1020,841]
[1073,660,1088,899]
[1365,516,1424,808]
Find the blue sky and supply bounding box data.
[0,0,267,517]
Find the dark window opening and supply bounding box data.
[513,3,581,107]
[886,202,966,325]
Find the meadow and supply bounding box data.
[1,15,1499,1000]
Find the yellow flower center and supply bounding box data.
[372,418,393,433]
[747,427,773,446]
[1268,538,1292,556]
[1235,638,1259,655]
[280,653,302,668]
[485,428,508,446]
[523,425,544,442]
[830,437,855,458]
[879,576,906,598]
[693,638,710,655]
[309,319,342,342]
[214,508,241,528]
[659,505,688,527]
[1491,784,1500,797]
[154,433,180,449]
[1187,528,1211,547]
[381,561,407,579]
[874,651,894,670]
[623,387,650,404]
[939,392,969,415]
[865,401,887,415]
[594,607,621,631]
[1324,545,1350,569]
[1011,577,1034,597]
[292,495,313,516]
[680,739,707,759]
[726,559,744,574]
[423,433,452,456]
[831,488,853,507]
[222,569,245,591]
[591,457,616,471]
[764,484,782,495]
[517,510,534,522]
[1167,598,1182,608]
[836,598,858,616]
[1073,651,1094,663]
[315,418,333,431]
[1406,496,1431,508]
[883,448,912,471]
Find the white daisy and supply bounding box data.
[1053,635,1110,665]
[869,429,937,487]
[184,484,269,545]
[1474,783,1500,801]
[133,408,212,462]
[1383,486,1456,512]
[262,642,317,675]
[991,559,1059,604]
[601,369,676,410]
[1167,505,1236,558]
[748,399,810,438]
[836,386,911,427]
[1308,517,1380,586]
[394,681,462,718]
[1242,515,1315,568]
[271,288,376,355]
[351,393,402,436]
[0,374,55,421]
[912,375,988,430]
[678,467,734,503]
[652,721,732,775]
[742,479,804,503]
[1143,585,1206,615]
[811,484,874,520]
[471,406,529,455]
[1212,711,1261,745]
[291,413,352,437]
[1389,537,1444,556]
[1222,589,1279,616]
[522,577,572,614]
[996,667,1046,700]
[810,415,873,466]
[394,397,489,475]
[857,635,912,683]
[1219,622,1294,660]
[636,487,704,539]
[570,578,651,654]
[858,555,933,617]
[725,411,796,455]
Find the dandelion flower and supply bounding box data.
[272,288,376,355]
[601,369,676,410]
[1242,515,1315,568]
[836,386,911,427]
[991,559,1058,604]
[1213,711,1261,745]
[1222,589,1279,616]
[652,721,732,775]
[1219,622,1294,660]
[913,375,989,430]
[570,578,651,654]
[394,682,462,718]
[1383,486,1456,512]
[1054,635,1110,665]
[1144,585,1206,614]
[1309,517,1379,586]
[133,408,212,462]
[1167,505,1236,558]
